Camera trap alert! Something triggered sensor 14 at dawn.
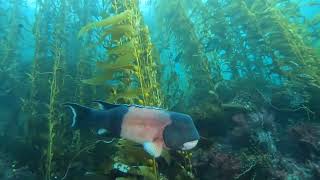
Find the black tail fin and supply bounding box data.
[63,103,94,128]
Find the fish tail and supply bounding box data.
[63,103,94,128]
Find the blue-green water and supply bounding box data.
[0,0,320,179]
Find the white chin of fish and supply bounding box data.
[182,140,198,150]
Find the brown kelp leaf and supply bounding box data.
[81,76,107,86]
[108,41,135,55]
[78,10,132,38]
[96,61,135,71]
[115,53,136,66]
[99,24,135,42]
[81,70,115,85]
[114,88,142,100]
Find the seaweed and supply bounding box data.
[0,0,25,97]
[42,1,68,179]
[153,0,320,179]
[77,0,163,179]
[21,0,52,178]
[20,0,81,179]
[78,10,132,37]
[1,0,320,179]
[74,0,99,105]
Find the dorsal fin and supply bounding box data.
[128,104,166,111]
[92,100,120,110]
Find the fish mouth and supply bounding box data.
[181,140,198,150]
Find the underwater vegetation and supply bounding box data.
[0,0,319,179]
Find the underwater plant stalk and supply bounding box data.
[152,158,159,180]
[61,139,115,180]
[78,0,163,178]
[75,0,97,105]
[46,46,63,180]
[137,14,161,105]
[25,0,49,146]
[1,0,20,68]
[45,0,67,179]
[116,0,161,178]
[123,1,161,178]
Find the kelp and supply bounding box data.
[44,1,70,179]
[107,40,135,55]
[98,61,135,70]
[80,10,135,85]
[78,10,132,37]
[78,0,163,179]
[81,71,115,85]
[99,24,136,41]
[109,88,144,102]
[81,49,136,86]
[3,0,320,179]
[17,0,72,179]
[80,1,162,104]
[182,0,320,111]
[155,0,216,109]
[0,0,24,95]
[111,140,159,179]
[152,1,320,177]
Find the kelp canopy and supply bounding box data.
[0,0,319,179]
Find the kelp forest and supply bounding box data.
[0,0,319,179]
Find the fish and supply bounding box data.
[64,100,200,157]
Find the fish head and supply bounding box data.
[163,112,200,150]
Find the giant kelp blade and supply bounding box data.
[99,24,135,42]
[112,88,143,101]
[97,62,135,71]
[78,10,132,38]
[81,71,115,85]
[108,41,135,55]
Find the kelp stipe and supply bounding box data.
[21,0,51,178]
[154,0,216,178]
[39,0,69,179]
[0,0,21,75]
[19,0,72,179]
[78,0,163,179]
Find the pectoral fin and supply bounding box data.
[143,141,163,158]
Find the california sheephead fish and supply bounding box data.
[64,100,200,157]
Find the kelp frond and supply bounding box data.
[81,70,116,85]
[78,10,132,37]
[109,88,143,102]
[99,24,136,42]
[97,61,135,71]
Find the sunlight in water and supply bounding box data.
[139,0,150,6]
[26,0,36,7]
